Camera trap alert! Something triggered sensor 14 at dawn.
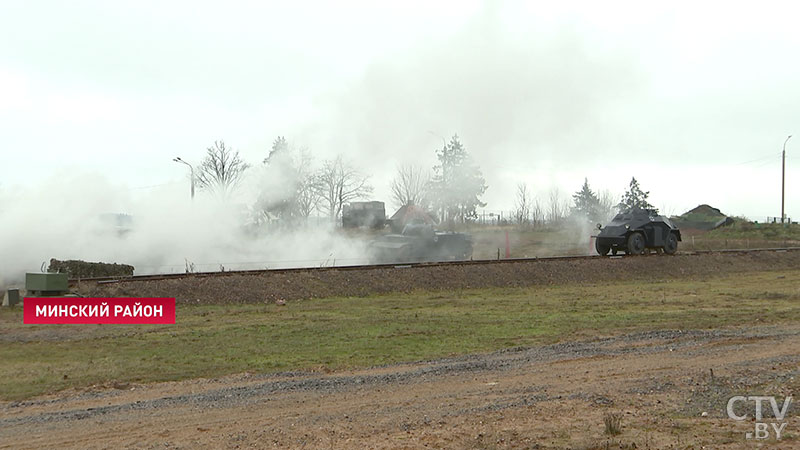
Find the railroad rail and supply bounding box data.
[68,247,800,286]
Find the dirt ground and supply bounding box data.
[2,326,799,449]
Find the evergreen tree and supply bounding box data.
[618,177,657,213]
[264,136,289,163]
[430,135,487,224]
[571,178,600,222]
[257,136,320,224]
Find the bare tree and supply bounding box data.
[597,190,617,223]
[514,182,531,226]
[390,164,430,209]
[196,140,250,198]
[296,163,322,219]
[531,198,544,227]
[547,187,565,225]
[317,156,373,221]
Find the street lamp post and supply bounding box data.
[782,135,791,223]
[173,157,195,200]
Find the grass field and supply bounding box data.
[468,222,800,259]
[1,270,799,401]
[704,220,800,240]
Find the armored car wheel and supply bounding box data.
[664,232,678,255]
[595,239,610,256]
[627,232,645,255]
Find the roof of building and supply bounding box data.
[389,203,437,225]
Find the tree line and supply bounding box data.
[190,136,656,227]
[511,177,657,228]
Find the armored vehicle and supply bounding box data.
[342,201,386,229]
[368,222,473,264]
[595,209,681,255]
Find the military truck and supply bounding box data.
[595,209,681,255]
[368,222,473,264]
[342,201,386,229]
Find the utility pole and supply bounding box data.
[782,135,791,223]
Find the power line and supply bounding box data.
[128,181,181,190]
[750,157,783,169]
[728,152,782,166]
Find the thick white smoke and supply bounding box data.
[0,169,367,289]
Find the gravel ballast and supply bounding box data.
[73,250,800,304]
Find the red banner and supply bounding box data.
[23,297,175,324]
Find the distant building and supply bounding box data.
[388,203,438,233]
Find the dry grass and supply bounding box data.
[604,412,623,436]
[1,270,799,401]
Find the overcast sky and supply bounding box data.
[2,0,799,219]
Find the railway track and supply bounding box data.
[71,247,800,286]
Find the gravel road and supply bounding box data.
[3,325,799,449]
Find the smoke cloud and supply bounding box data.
[297,7,645,210]
[3,2,800,288]
[0,170,368,289]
